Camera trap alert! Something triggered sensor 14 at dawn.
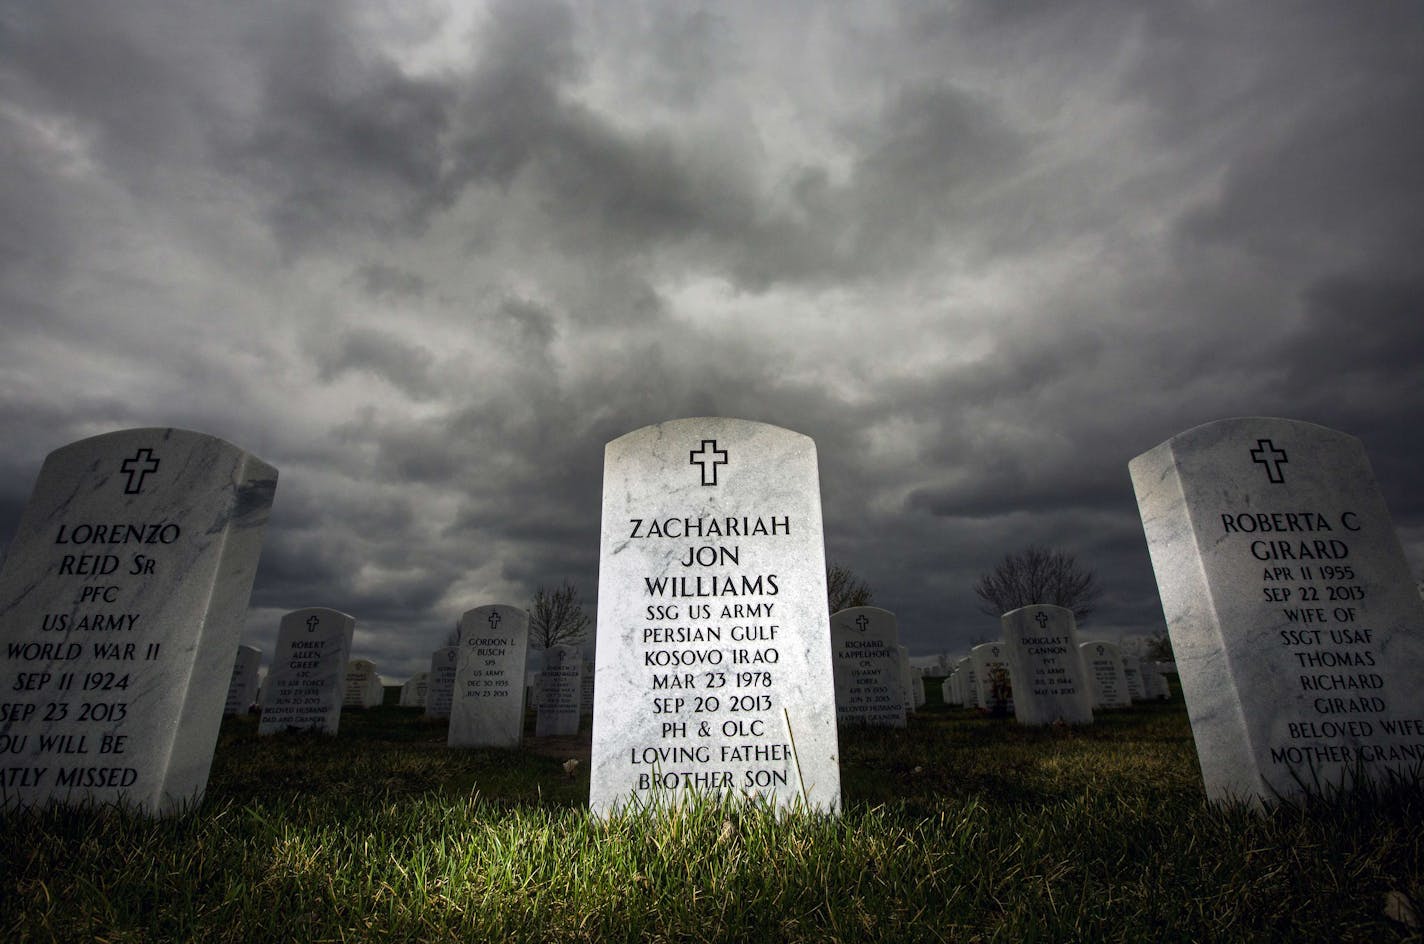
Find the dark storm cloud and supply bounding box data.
[310,327,439,399]
[354,262,429,301]
[3,0,1423,674]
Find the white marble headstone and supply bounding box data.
[940,676,955,706]
[957,657,981,710]
[424,646,458,719]
[1000,605,1094,725]
[1143,664,1170,701]
[448,605,529,748]
[1078,641,1132,709]
[970,642,1014,714]
[1120,655,1147,702]
[399,673,429,707]
[829,607,906,727]
[895,645,915,714]
[0,428,277,815]
[580,658,595,714]
[535,645,582,737]
[1131,417,1424,804]
[343,659,383,708]
[224,645,263,716]
[589,418,841,815]
[258,609,355,736]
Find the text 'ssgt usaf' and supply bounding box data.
[590,418,840,815]
[0,429,276,815]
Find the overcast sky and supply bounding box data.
[3,1,1421,681]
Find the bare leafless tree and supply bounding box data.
[973,545,1102,623]
[529,579,592,650]
[827,561,873,614]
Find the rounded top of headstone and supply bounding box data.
[1140,416,1358,461]
[608,416,808,447]
[970,642,1004,657]
[1079,639,1120,655]
[830,605,895,621]
[1000,603,1073,621]
[46,426,259,461]
[283,607,355,621]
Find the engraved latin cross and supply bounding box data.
[488,611,502,629]
[1250,439,1289,484]
[855,615,870,632]
[1034,612,1049,628]
[689,439,728,486]
[120,448,161,495]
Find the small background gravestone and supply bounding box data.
[580,658,595,716]
[1000,605,1094,725]
[957,656,981,710]
[535,645,582,737]
[970,642,1014,716]
[829,606,906,727]
[448,605,529,748]
[1120,656,1147,702]
[1079,641,1132,709]
[225,645,263,716]
[343,659,383,708]
[1131,417,1424,803]
[258,609,356,736]
[0,428,277,814]
[399,673,429,707]
[424,647,458,719]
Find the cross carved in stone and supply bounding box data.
[1250,438,1289,484]
[1034,612,1049,628]
[120,448,161,495]
[689,439,728,486]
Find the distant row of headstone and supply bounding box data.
[1,416,1420,816]
[232,604,591,750]
[936,636,1169,715]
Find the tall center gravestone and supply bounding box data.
[1131,417,1424,804]
[449,605,528,748]
[829,607,905,727]
[590,418,841,815]
[258,609,355,735]
[1001,605,1094,725]
[0,428,277,815]
[536,645,582,737]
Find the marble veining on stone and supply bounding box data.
[0,428,277,815]
[590,418,840,815]
[1131,417,1424,805]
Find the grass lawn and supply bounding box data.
[3,683,1421,942]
